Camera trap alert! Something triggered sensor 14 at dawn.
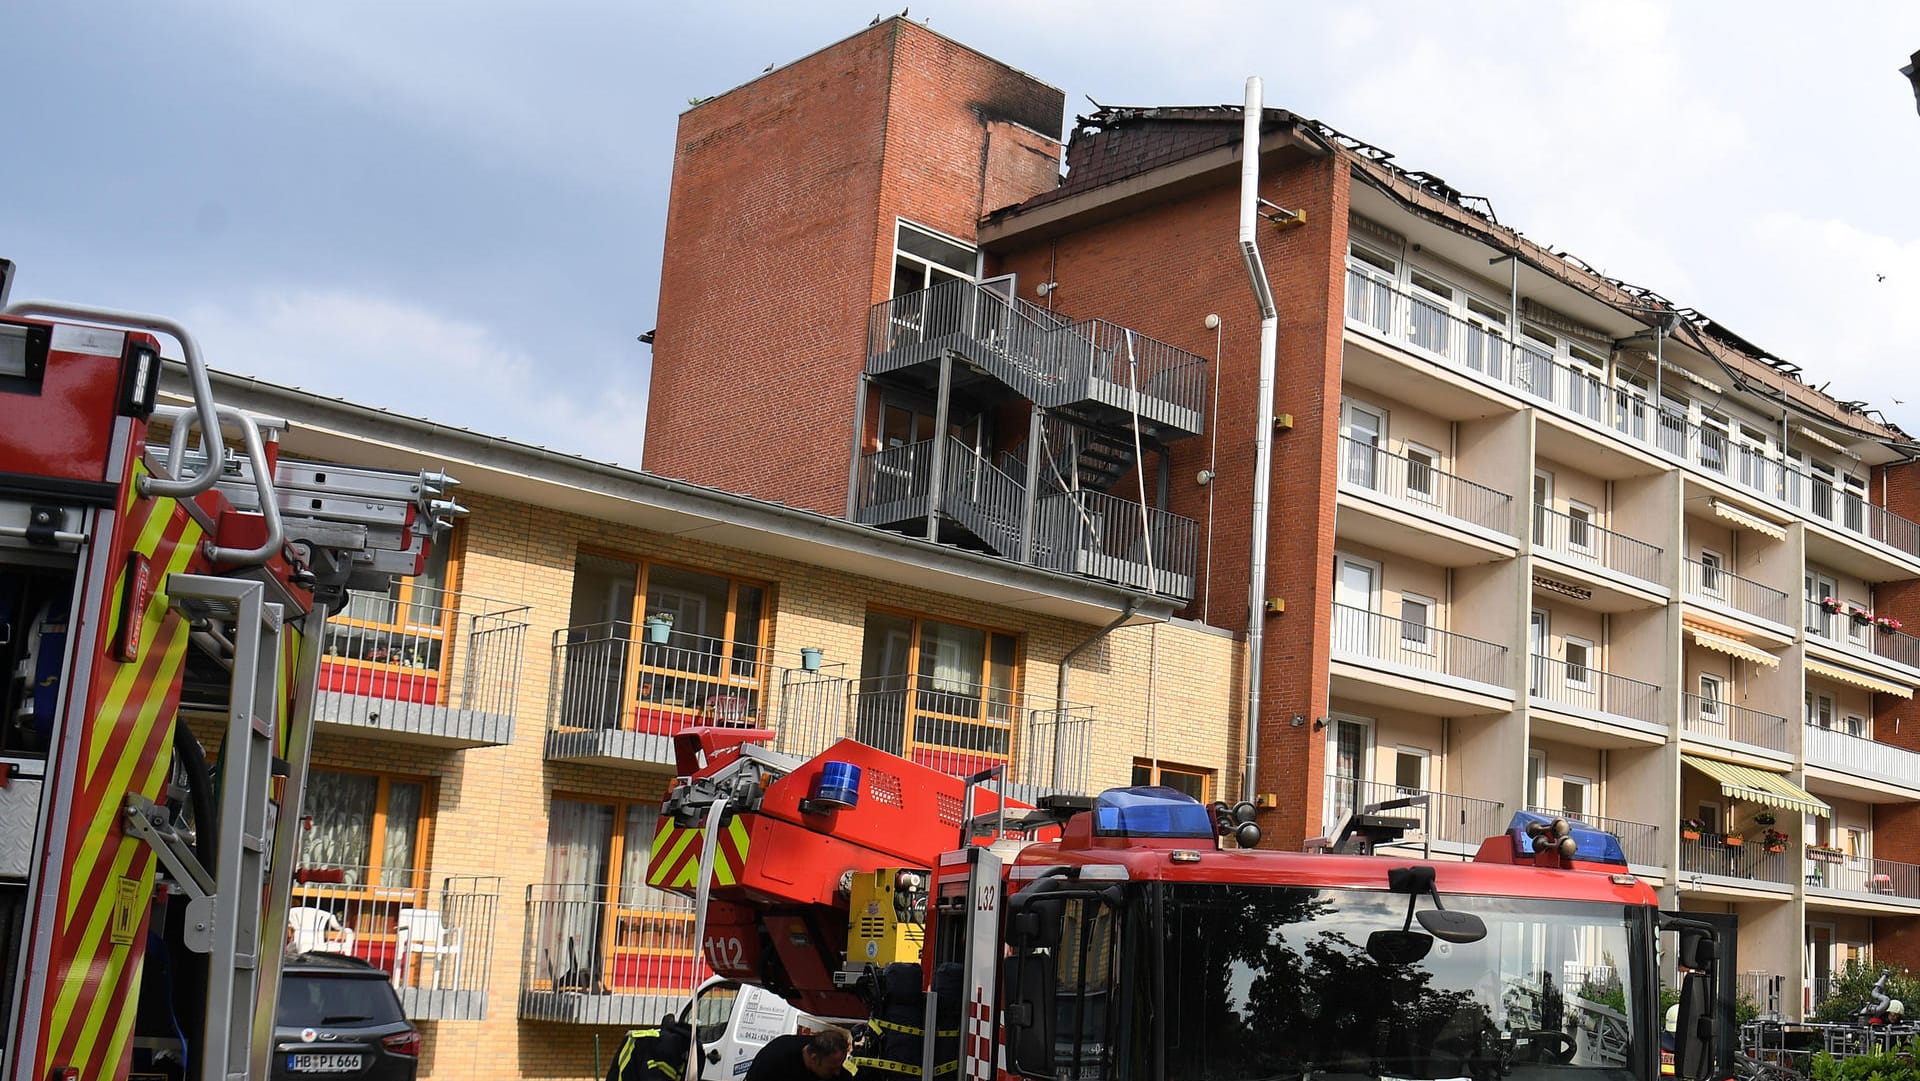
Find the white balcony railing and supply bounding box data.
[1529,654,1661,726]
[1682,559,1792,625]
[1346,266,1920,562]
[1805,722,1920,790]
[1532,504,1664,584]
[1526,806,1661,867]
[1336,434,1515,535]
[1680,693,1792,754]
[1330,603,1508,686]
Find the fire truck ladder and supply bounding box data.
[124,574,293,1081]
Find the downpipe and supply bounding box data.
[1239,77,1279,806]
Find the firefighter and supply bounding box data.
[744,1027,854,1081]
[606,1019,694,1081]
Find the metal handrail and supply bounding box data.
[1533,503,1664,582]
[1526,806,1660,866]
[1529,653,1661,725]
[1682,558,1791,624]
[1805,721,1920,786]
[1335,434,1513,534]
[1679,831,1794,885]
[1680,692,1791,753]
[1329,603,1507,685]
[1325,775,1505,848]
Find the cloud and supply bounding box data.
[183,289,650,465]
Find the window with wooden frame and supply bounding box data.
[856,609,1019,778]
[1132,760,1212,803]
[319,525,462,705]
[532,795,702,994]
[556,552,770,737]
[289,768,434,967]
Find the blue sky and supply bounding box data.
[6,2,1919,464]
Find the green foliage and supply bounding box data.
[1812,962,1920,1024]
[1808,1045,1920,1081]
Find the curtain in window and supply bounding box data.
[302,772,377,883]
[379,782,423,888]
[619,805,658,907]
[540,800,614,989]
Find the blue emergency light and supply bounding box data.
[1506,811,1627,866]
[1092,786,1215,839]
[809,760,862,809]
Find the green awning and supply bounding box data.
[1683,755,1830,818]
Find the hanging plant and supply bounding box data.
[1752,810,1777,827]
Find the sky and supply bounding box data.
[6,2,1920,466]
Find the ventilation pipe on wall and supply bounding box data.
[1239,77,1279,806]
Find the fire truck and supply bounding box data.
[652,730,1732,1081]
[0,260,461,1081]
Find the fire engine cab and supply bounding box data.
[0,260,460,1081]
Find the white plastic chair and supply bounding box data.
[396,907,462,988]
[287,907,356,956]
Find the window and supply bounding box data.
[1564,637,1593,690]
[298,769,431,888]
[1567,501,1596,555]
[1698,550,1724,597]
[1349,243,1397,277]
[1699,411,1729,474]
[1697,675,1723,724]
[556,553,770,736]
[1844,715,1866,738]
[321,525,463,706]
[1532,471,1553,545]
[1133,760,1212,803]
[1809,693,1835,730]
[1806,572,1839,638]
[858,610,1018,777]
[1323,715,1373,833]
[1340,400,1386,491]
[534,796,700,995]
[1698,804,1720,835]
[1527,751,1547,807]
[1332,556,1381,656]
[1399,593,1434,655]
[892,220,975,296]
[1404,443,1438,503]
[1394,747,1430,794]
[1561,775,1591,820]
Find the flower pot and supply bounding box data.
[1766,844,1786,854]
[1723,835,1744,847]
[800,647,823,672]
[1681,830,1702,842]
[645,619,671,645]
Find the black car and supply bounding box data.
[272,952,420,1079]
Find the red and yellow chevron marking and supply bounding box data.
[648,815,753,890]
[38,463,206,1081]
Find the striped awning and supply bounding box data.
[1690,629,1779,668]
[1710,499,1787,541]
[1806,659,1914,699]
[1683,755,1830,818]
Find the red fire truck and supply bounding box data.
[651,730,1730,1081]
[0,260,459,1081]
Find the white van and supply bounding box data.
[682,978,838,1081]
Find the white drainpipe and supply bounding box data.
[1239,77,1279,805]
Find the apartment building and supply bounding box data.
[160,367,1237,1080]
[639,16,1920,1016]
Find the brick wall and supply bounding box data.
[643,19,1062,516]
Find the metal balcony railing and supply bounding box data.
[1329,603,1507,686]
[1035,487,1199,597]
[1805,722,1920,790]
[1804,603,1920,671]
[1682,559,1792,624]
[318,587,530,743]
[1681,693,1792,754]
[1808,854,1920,900]
[1335,434,1514,535]
[1326,776,1506,849]
[1071,315,1210,423]
[1529,654,1661,725]
[1526,807,1660,867]
[846,676,1094,798]
[519,883,706,1025]
[1533,504,1664,583]
[287,866,499,1021]
[1344,266,1920,563]
[1678,832,1795,885]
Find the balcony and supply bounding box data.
[547,625,847,769]
[1327,776,1507,853]
[1804,723,1920,799]
[853,438,1198,599]
[1805,854,1920,907]
[1328,604,1511,715]
[316,588,530,748]
[866,280,1207,437]
[287,867,499,1021]
[1532,504,1665,600]
[844,676,1094,801]
[519,884,705,1025]
[1527,807,1661,868]
[1804,603,1920,681]
[1528,654,1663,743]
[1344,267,1920,567]
[1678,832,1795,888]
[1680,694,1792,760]
[1334,435,1517,563]
[1682,559,1793,629]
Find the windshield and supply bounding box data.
[1151,884,1650,1081]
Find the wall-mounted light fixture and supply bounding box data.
[1289,714,1305,728]
[1312,717,1327,732]
[1035,281,1059,297]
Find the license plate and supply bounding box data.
[288,1053,362,1072]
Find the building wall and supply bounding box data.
[642,18,1063,515]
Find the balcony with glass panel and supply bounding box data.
[1333,434,1518,566]
[1531,504,1667,610]
[1327,602,1513,716]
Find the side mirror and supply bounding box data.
[1366,929,1434,966]
[1675,970,1714,1081]
[999,952,1056,1075]
[1416,909,1486,944]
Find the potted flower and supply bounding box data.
[1820,595,1843,614]
[1723,832,1744,847]
[1807,842,1846,864]
[1849,606,1874,629]
[1680,817,1705,842]
[1762,829,1789,853]
[1877,615,1904,635]
[1752,810,1777,828]
[644,611,675,644]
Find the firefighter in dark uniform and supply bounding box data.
[606,1020,694,1081]
[744,1028,854,1081]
